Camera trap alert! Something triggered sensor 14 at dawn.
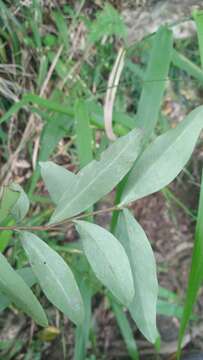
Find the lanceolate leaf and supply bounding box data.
[75,220,135,305]
[10,183,30,221]
[50,128,142,223]
[121,106,203,206]
[40,161,76,204]
[116,209,158,343]
[0,186,20,224]
[0,253,48,326]
[21,231,84,326]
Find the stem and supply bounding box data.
[0,205,123,232]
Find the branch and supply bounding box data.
[0,205,123,232]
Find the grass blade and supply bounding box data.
[192,10,203,68]
[177,170,203,358]
[172,49,203,85]
[109,295,139,360]
[74,99,93,169]
[135,26,173,142]
[74,280,92,360]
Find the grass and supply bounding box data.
[0,2,203,359]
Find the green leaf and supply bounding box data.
[74,99,93,169]
[0,253,47,326]
[116,209,158,343]
[0,267,37,312]
[177,170,203,358]
[192,10,203,68]
[157,299,183,319]
[21,231,84,326]
[50,128,142,223]
[121,106,203,206]
[172,49,203,86]
[0,228,13,253]
[109,295,139,360]
[10,183,30,221]
[135,26,173,142]
[74,279,92,360]
[75,220,134,305]
[0,186,20,224]
[52,10,69,50]
[40,161,76,204]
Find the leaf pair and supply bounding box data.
[20,222,135,326]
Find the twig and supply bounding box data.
[0,205,124,233]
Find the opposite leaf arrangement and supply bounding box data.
[0,105,203,345]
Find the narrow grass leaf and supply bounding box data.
[109,295,139,360]
[74,280,92,360]
[40,161,76,204]
[177,170,203,358]
[0,253,47,326]
[192,10,203,68]
[21,231,84,326]
[116,209,158,343]
[172,50,203,85]
[53,10,69,50]
[50,128,142,223]
[157,300,184,319]
[74,99,93,169]
[1,93,132,135]
[135,26,173,141]
[121,106,203,206]
[75,220,134,305]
